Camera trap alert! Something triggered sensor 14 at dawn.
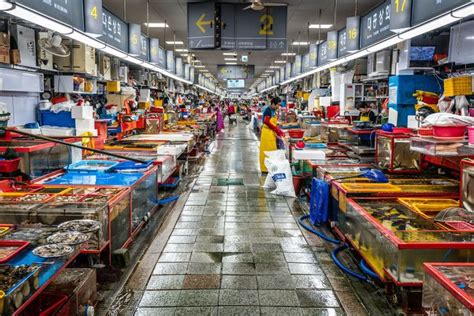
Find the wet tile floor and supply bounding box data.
[135,122,349,315]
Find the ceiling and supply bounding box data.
[102,0,383,91]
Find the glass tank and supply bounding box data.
[376,133,421,172]
[422,263,474,315]
[338,198,473,283]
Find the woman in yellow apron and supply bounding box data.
[260,97,285,173]
[357,102,377,123]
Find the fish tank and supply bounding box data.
[461,159,474,214]
[422,263,474,315]
[338,198,473,284]
[376,131,421,173]
[320,122,351,143]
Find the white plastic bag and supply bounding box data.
[262,150,286,190]
[263,150,295,197]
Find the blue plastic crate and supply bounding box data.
[65,160,119,173]
[39,110,75,128]
[45,172,144,186]
[112,160,153,172]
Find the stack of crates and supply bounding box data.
[444,76,473,97]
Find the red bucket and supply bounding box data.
[288,129,305,139]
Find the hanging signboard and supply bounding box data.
[15,0,85,31]
[412,0,470,26]
[221,3,236,49]
[360,0,392,48]
[84,0,103,36]
[275,68,280,83]
[140,35,149,61]
[129,24,141,56]
[302,53,310,72]
[309,43,318,68]
[317,41,328,66]
[338,28,348,57]
[346,16,361,52]
[285,62,292,79]
[158,47,166,68]
[265,6,288,50]
[327,31,338,60]
[280,66,285,81]
[292,55,302,76]
[149,38,160,64]
[184,64,190,80]
[390,0,412,32]
[187,2,216,49]
[176,57,183,77]
[190,67,195,83]
[166,50,175,73]
[217,65,255,80]
[100,8,128,52]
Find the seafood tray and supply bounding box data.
[0,264,41,315]
[46,231,89,246]
[337,197,473,284]
[0,193,54,203]
[1,227,59,246]
[423,263,473,315]
[32,244,74,258]
[0,241,29,264]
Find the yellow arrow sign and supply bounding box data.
[196,13,212,33]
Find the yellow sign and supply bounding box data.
[259,15,274,36]
[196,13,212,33]
[394,0,408,13]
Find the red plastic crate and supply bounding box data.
[0,158,21,173]
[0,240,30,263]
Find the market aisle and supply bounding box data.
[136,119,350,315]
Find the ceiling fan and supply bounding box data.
[243,0,287,11]
[38,32,70,57]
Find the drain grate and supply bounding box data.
[217,178,244,186]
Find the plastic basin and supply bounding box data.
[432,125,466,138]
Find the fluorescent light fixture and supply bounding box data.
[166,41,184,45]
[0,0,13,10]
[274,60,286,64]
[175,48,188,52]
[6,4,73,34]
[399,14,457,40]
[308,24,333,29]
[181,53,189,57]
[67,31,106,49]
[366,36,402,52]
[100,46,128,59]
[265,70,274,73]
[199,69,209,72]
[224,58,237,61]
[292,41,309,46]
[269,66,280,69]
[226,62,237,65]
[223,52,237,56]
[194,65,206,68]
[451,3,474,18]
[143,22,169,28]
[281,52,296,56]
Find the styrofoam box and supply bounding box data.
[41,126,75,137]
[157,144,187,156]
[292,149,326,161]
[72,106,94,119]
[76,128,98,137]
[75,119,95,130]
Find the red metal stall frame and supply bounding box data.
[423,262,474,312]
[0,138,81,153]
[375,130,421,174]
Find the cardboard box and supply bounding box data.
[10,24,36,68]
[100,55,112,80]
[0,32,9,47]
[10,49,20,64]
[138,101,151,110]
[75,118,95,130]
[72,106,94,119]
[106,81,121,93]
[54,39,96,76]
[0,46,10,64]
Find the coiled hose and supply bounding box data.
[298,215,340,244]
[331,244,370,282]
[359,259,381,282]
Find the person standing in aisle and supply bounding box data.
[259,97,285,173]
[215,103,225,132]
